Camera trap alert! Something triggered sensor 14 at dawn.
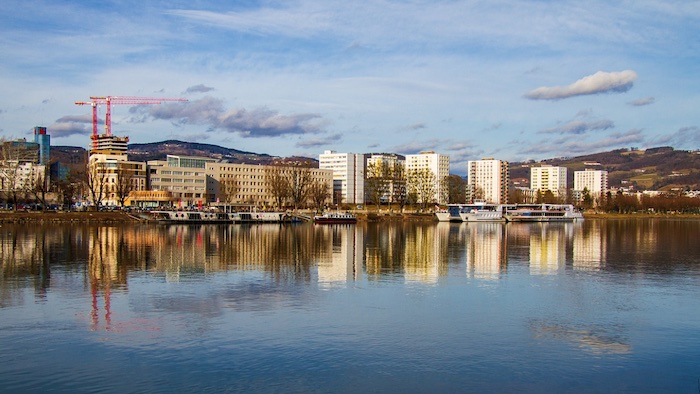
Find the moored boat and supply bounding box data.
[504,204,583,222]
[150,210,299,224]
[314,212,357,224]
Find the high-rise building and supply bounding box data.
[467,158,509,204]
[405,151,450,204]
[33,126,50,165]
[531,165,567,197]
[574,169,608,201]
[319,150,366,205]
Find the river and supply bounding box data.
[1,219,699,393]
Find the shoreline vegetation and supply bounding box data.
[0,210,699,224]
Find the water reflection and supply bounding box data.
[2,220,700,296]
[1,220,700,392]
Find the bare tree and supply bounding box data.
[390,162,408,211]
[309,179,331,212]
[0,140,27,210]
[407,168,436,209]
[285,167,313,210]
[85,157,108,210]
[115,164,136,207]
[29,165,50,210]
[265,166,289,209]
[218,175,239,204]
[365,161,391,211]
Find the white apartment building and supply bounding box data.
[319,151,366,205]
[405,151,450,204]
[531,165,568,197]
[467,158,509,204]
[574,169,609,199]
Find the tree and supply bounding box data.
[445,174,466,204]
[265,166,289,209]
[309,179,331,212]
[0,139,26,210]
[285,167,313,210]
[29,165,50,210]
[219,175,239,204]
[407,168,436,209]
[85,156,108,210]
[365,161,390,210]
[581,187,593,210]
[115,164,136,207]
[390,162,408,211]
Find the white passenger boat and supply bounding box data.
[435,202,509,222]
[504,204,583,222]
[458,202,508,222]
[150,210,300,224]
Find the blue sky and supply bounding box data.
[1,1,699,174]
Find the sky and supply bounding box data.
[1,0,699,175]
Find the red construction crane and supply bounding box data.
[75,95,188,148]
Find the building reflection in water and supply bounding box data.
[1,219,678,307]
[316,225,363,288]
[467,223,507,280]
[573,220,606,271]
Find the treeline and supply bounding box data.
[595,191,700,214]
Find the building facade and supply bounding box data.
[319,151,366,205]
[405,151,450,204]
[574,169,609,204]
[531,165,568,197]
[467,158,509,204]
[207,162,333,208]
[147,155,214,207]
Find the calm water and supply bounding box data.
[1,219,699,393]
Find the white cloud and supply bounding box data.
[525,70,638,100]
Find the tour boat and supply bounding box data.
[313,212,357,224]
[504,204,583,222]
[436,202,509,222]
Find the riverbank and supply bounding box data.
[0,210,697,223]
[0,211,142,223]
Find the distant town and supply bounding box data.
[2,126,700,214]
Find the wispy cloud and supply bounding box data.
[524,70,638,100]
[539,119,615,135]
[296,133,342,148]
[519,129,644,156]
[651,126,700,148]
[392,140,442,155]
[184,84,215,94]
[628,97,655,106]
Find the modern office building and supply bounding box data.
[147,155,214,207]
[319,150,366,205]
[33,127,50,165]
[467,158,509,204]
[531,165,568,197]
[405,151,450,204]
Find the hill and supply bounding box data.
[510,147,700,191]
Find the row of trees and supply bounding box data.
[364,161,454,210]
